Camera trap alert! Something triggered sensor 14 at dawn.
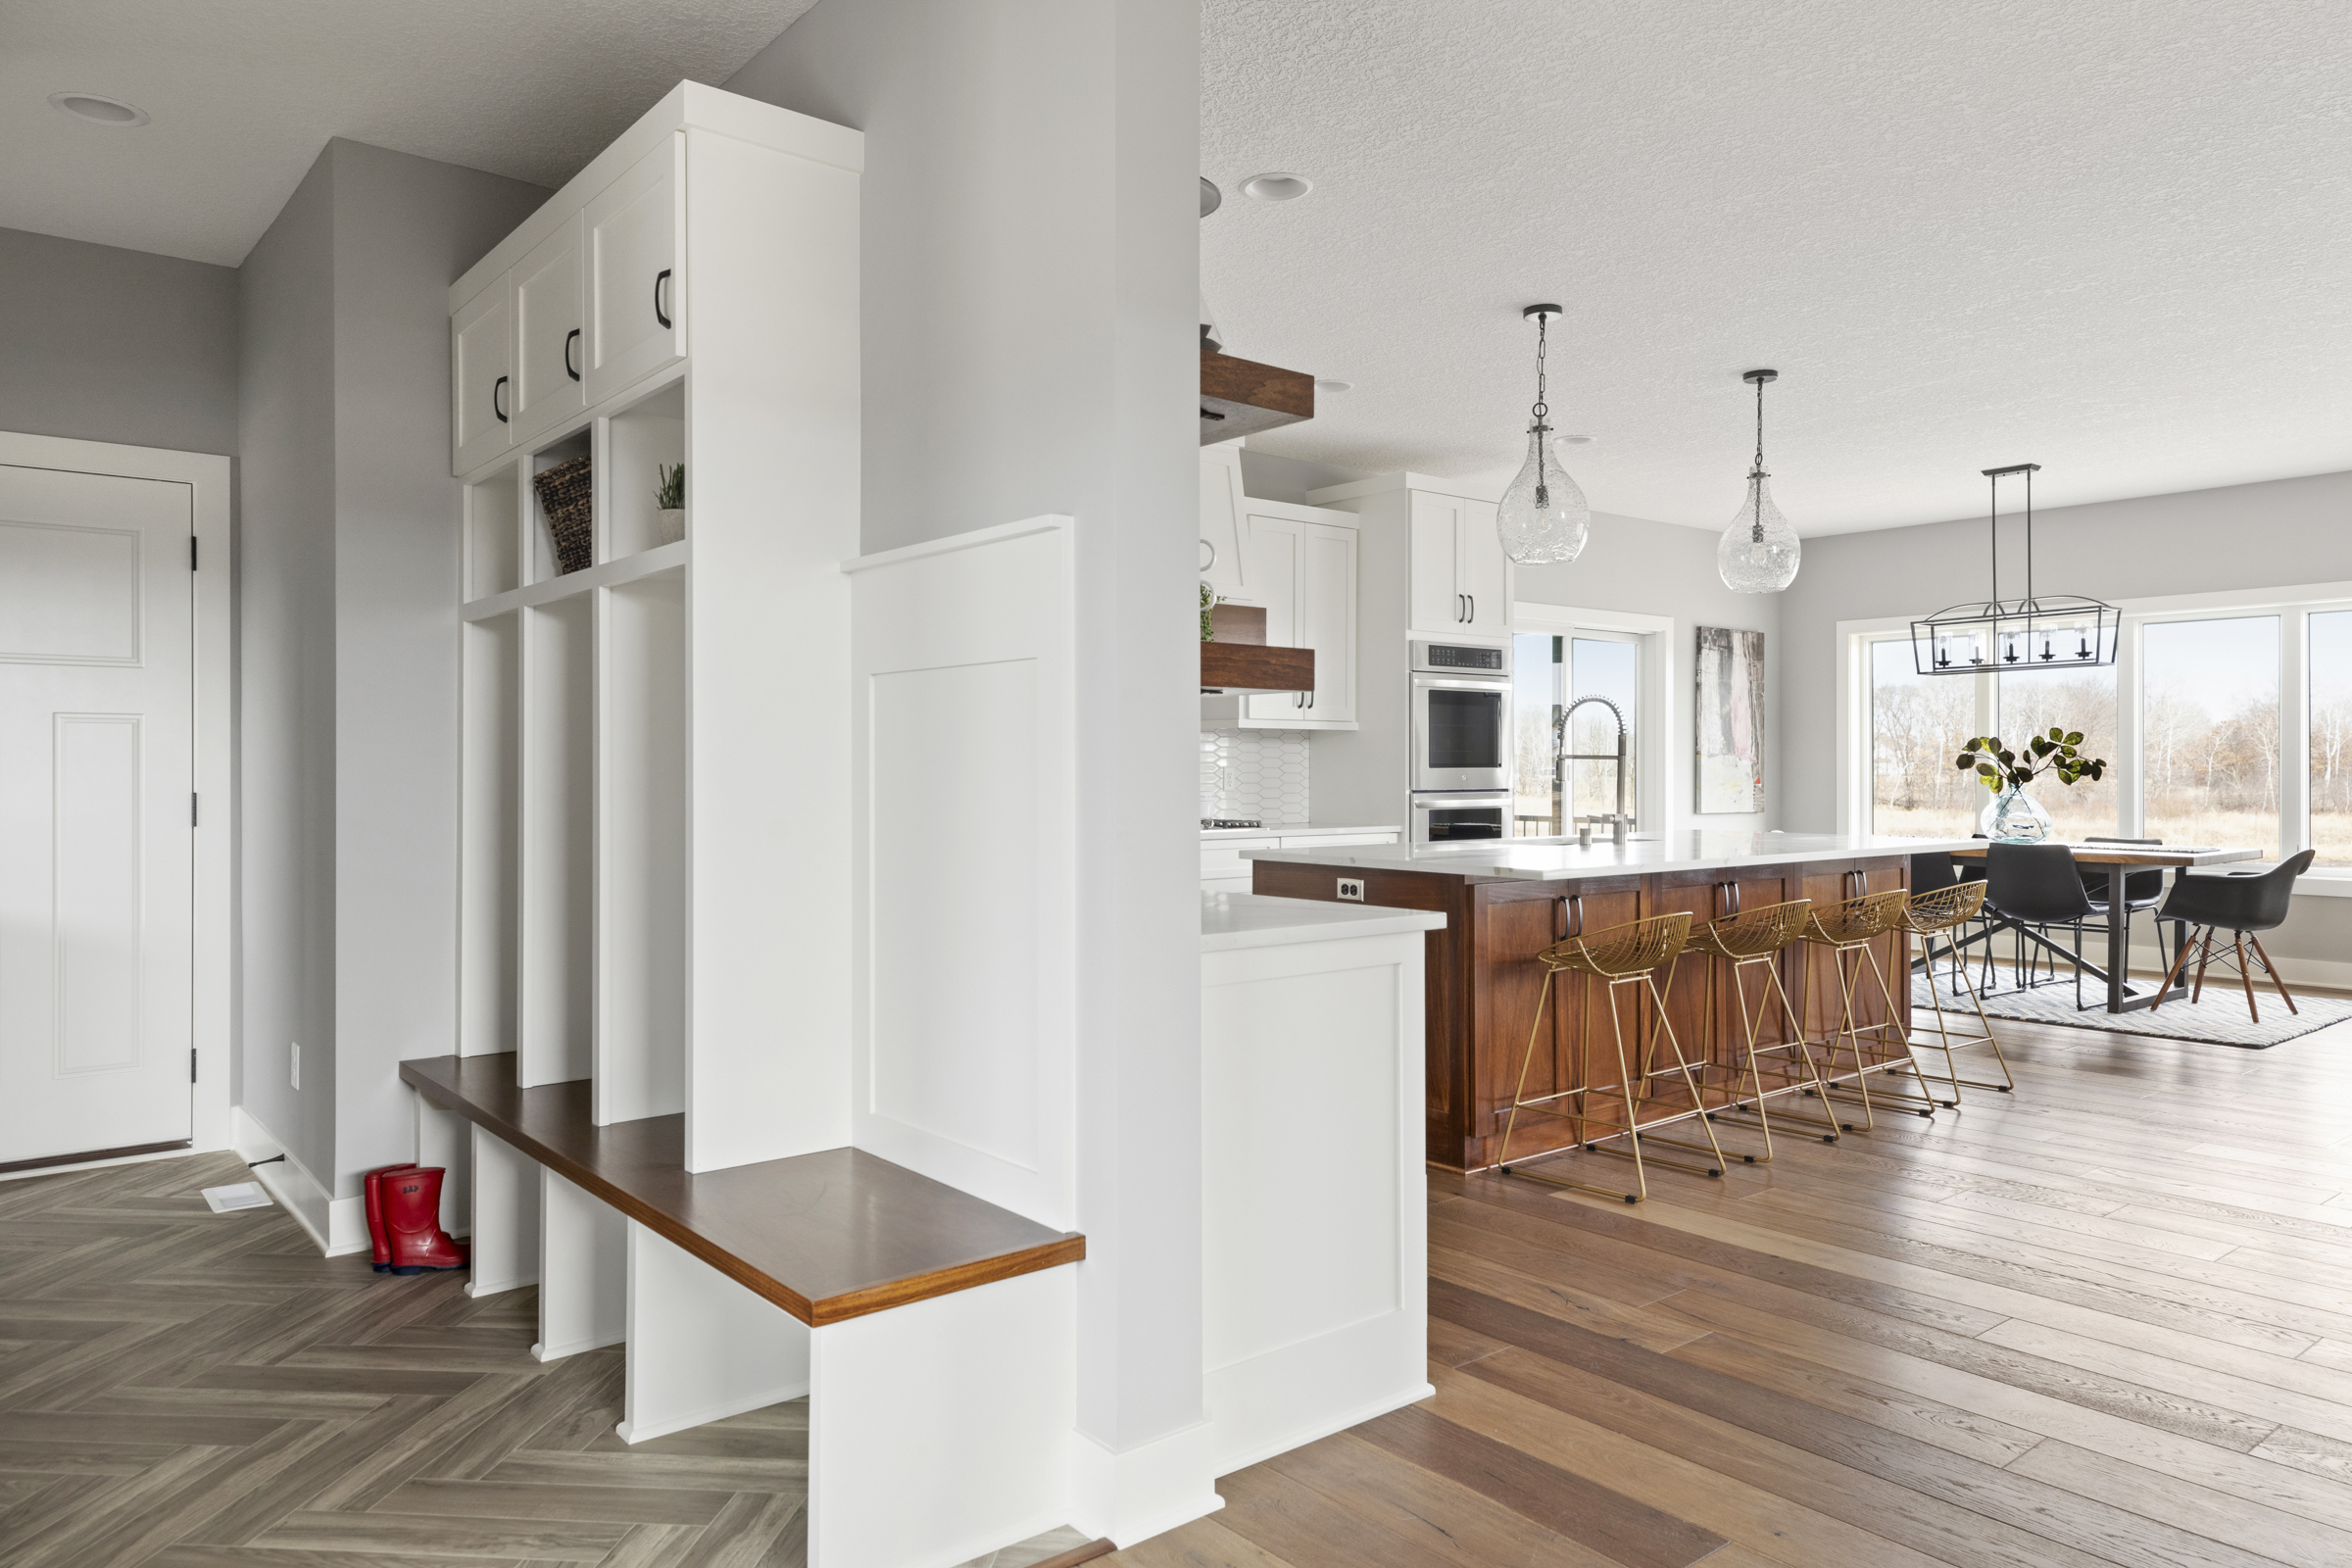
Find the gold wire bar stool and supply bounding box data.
[1899,878,2014,1105]
[1500,909,1728,1203]
[1670,892,1840,1156]
[1799,886,1934,1128]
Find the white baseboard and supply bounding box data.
[533,1332,625,1363]
[1067,1420,1224,1548]
[233,1106,369,1257]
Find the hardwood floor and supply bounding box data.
[9,1007,2352,1566]
[1116,1011,2352,1568]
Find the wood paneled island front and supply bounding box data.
[1248,832,1972,1172]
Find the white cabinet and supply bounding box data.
[452,278,514,473]
[1240,507,1357,729]
[1199,446,1254,605]
[584,136,685,406]
[510,217,584,443]
[1410,490,1510,634]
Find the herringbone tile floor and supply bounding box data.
[0,1148,816,1567]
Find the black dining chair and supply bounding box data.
[2151,850,2316,1023]
[1982,843,2098,1006]
[1908,853,1984,993]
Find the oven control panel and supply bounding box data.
[1412,641,1506,673]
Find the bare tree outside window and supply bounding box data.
[2141,616,2279,851]
[2312,612,2352,864]
[1995,670,2118,841]
[1869,641,1979,836]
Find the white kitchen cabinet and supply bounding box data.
[1409,490,1510,634]
[1200,444,1256,605]
[452,278,514,473]
[584,135,686,406]
[510,216,585,444]
[1241,504,1357,729]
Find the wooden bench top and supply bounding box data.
[399,1054,1083,1326]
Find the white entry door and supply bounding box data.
[0,463,193,1164]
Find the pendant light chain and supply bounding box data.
[1531,310,1548,427]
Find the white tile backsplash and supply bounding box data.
[1200,725,1310,822]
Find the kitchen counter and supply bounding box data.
[1201,821,1400,842]
[1202,890,1447,950]
[1247,832,1936,1170]
[1245,829,1977,882]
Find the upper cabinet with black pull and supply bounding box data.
[510,216,585,443]
[452,277,514,473]
[583,137,684,406]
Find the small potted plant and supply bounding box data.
[656,464,685,544]
[1952,728,2107,842]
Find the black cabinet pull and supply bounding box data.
[1468,594,1475,621]
[564,328,581,381]
[655,269,673,328]
[493,375,509,423]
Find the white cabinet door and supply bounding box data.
[511,216,585,444]
[1199,451,1252,604]
[1240,514,1300,723]
[1296,521,1356,723]
[585,135,685,406]
[1409,490,1465,630]
[453,277,514,474]
[1457,496,1511,632]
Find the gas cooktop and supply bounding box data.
[1200,817,1262,830]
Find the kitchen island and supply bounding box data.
[1246,832,1974,1171]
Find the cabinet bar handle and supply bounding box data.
[564,328,581,381]
[1468,594,1475,621]
[655,269,673,328]
[493,375,508,423]
[1200,538,1216,571]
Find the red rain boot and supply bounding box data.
[366,1163,417,1273]
[382,1166,468,1275]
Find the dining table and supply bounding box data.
[1944,841,2266,1013]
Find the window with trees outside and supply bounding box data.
[1513,631,1640,837]
[1862,591,2352,867]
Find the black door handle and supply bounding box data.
[564,328,580,381]
[1468,594,1475,621]
[493,375,508,423]
[655,269,672,328]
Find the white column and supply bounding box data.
[534,1166,625,1361]
[618,1219,808,1445]
[466,1125,541,1298]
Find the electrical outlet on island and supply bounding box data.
[1337,878,1365,903]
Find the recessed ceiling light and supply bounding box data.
[50,92,149,127]
[1314,379,1352,393]
[1242,172,1312,202]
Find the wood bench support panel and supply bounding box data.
[620,1218,810,1446]
[535,1167,625,1362]
[467,1125,542,1298]
[809,1265,1075,1568]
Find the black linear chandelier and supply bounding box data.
[1910,464,2119,676]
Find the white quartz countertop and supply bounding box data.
[1243,830,1981,883]
[1201,822,1399,842]
[1200,891,1448,951]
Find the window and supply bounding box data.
[1868,639,1983,838]
[2311,611,2352,864]
[1512,630,1640,836]
[2140,615,2279,851]
[1995,665,2118,843]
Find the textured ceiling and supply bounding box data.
[2,0,814,266]
[1203,0,2352,533]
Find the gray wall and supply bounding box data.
[1515,510,1784,834]
[725,0,1205,1480]
[237,139,547,1200]
[237,158,339,1183]
[0,226,238,457]
[1780,468,2352,969]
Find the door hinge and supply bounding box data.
[191,793,199,827]
[190,536,198,570]
[190,1048,199,1083]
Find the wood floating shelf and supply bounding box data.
[1201,350,1314,444]
[400,1053,1085,1326]
[1201,640,1313,694]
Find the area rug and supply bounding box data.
[1908,960,2352,1049]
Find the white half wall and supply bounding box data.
[846,518,1076,1230]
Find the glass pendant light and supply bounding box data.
[1717,368,1801,593]
[1495,305,1591,564]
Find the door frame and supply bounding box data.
[0,431,232,1168]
